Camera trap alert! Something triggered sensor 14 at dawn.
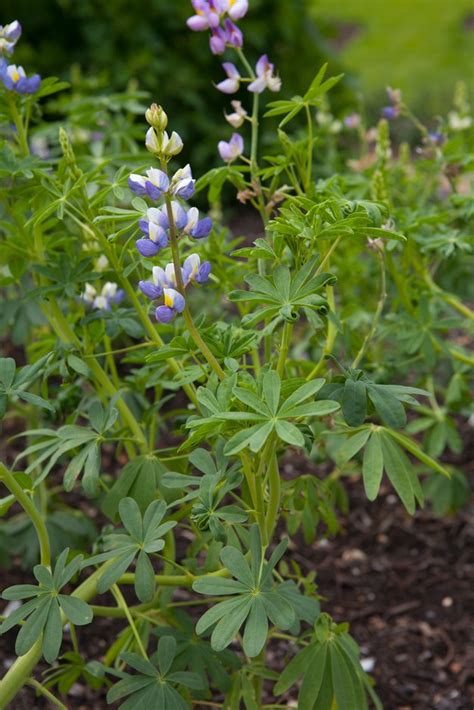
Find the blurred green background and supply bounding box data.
[2,0,473,157]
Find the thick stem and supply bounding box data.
[276,322,293,376]
[0,462,51,568]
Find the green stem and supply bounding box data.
[265,452,280,541]
[276,322,293,376]
[305,103,313,190]
[6,94,29,157]
[306,285,337,380]
[111,585,148,659]
[0,462,51,568]
[27,679,68,710]
[163,191,226,380]
[351,250,387,368]
[423,271,474,321]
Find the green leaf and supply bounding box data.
[243,597,268,657]
[157,635,176,676]
[363,432,384,500]
[336,429,371,463]
[15,596,52,656]
[43,601,63,663]
[279,378,325,413]
[274,643,316,695]
[58,596,93,625]
[342,379,367,426]
[220,547,254,588]
[211,597,253,653]
[380,433,416,514]
[275,419,305,447]
[368,386,406,428]
[135,549,156,603]
[263,370,281,414]
[299,645,328,709]
[330,643,367,710]
[0,357,16,389]
[119,497,143,540]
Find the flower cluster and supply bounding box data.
[187,1,248,55]
[131,105,213,323]
[0,20,40,94]
[187,1,281,164]
[139,254,211,323]
[81,282,124,311]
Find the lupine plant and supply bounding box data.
[0,3,472,709]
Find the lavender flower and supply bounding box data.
[344,113,361,129]
[136,207,170,257]
[216,63,241,94]
[182,253,212,284]
[225,100,247,127]
[128,168,170,199]
[184,207,213,239]
[210,19,243,54]
[248,55,281,94]
[139,263,177,299]
[156,288,186,323]
[218,132,244,162]
[0,21,21,56]
[0,63,40,94]
[382,106,399,120]
[187,0,248,32]
[170,164,196,200]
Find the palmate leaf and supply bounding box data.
[274,613,381,710]
[193,526,316,657]
[319,369,430,428]
[228,257,335,328]
[0,548,93,663]
[187,371,339,455]
[333,424,450,512]
[106,636,204,710]
[154,610,240,692]
[82,498,176,602]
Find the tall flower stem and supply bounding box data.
[305,103,313,190]
[0,462,51,568]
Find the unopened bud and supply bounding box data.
[145,103,168,131]
[161,131,183,158]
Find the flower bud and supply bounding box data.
[145,103,168,131]
[161,131,184,157]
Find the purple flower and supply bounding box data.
[382,106,399,120]
[0,63,40,94]
[0,21,21,56]
[225,100,247,127]
[218,132,244,162]
[209,19,243,54]
[187,0,221,32]
[216,62,241,94]
[344,113,361,129]
[227,0,248,21]
[128,168,170,200]
[248,55,281,94]
[139,264,177,299]
[182,254,212,285]
[136,208,170,257]
[184,207,213,239]
[428,131,445,146]
[155,288,186,323]
[170,164,195,199]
